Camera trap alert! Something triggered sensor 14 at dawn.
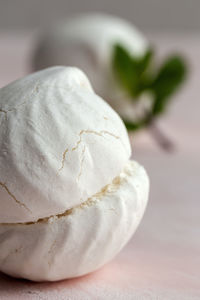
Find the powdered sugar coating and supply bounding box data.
[0,160,149,281]
[0,66,131,223]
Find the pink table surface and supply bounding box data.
[0,32,199,300]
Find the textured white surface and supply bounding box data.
[0,32,200,299]
[0,66,130,223]
[0,160,149,281]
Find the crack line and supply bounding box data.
[0,109,8,121]
[0,109,7,114]
[0,163,127,226]
[0,84,40,115]
[77,145,86,182]
[48,239,57,267]
[0,182,31,213]
[72,129,120,152]
[59,129,120,172]
[58,148,69,171]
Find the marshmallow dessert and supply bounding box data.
[0,66,149,281]
[33,14,150,121]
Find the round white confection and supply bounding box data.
[0,66,131,223]
[33,14,148,103]
[0,160,149,281]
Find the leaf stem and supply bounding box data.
[149,122,175,152]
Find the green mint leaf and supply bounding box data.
[112,44,138,97]
[151,55,187,115]
[124,120,143,131]
[112,43,187,131]
[112,44,154,98]
[134,48,154,75]
[132,48,154,95]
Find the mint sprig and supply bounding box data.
[112,44,139,98]
[151,55,186,115]
[112,44,153,98]
[112,43,187,131]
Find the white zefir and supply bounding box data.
[33,14,152,122]
[0,67,149,281]
[0,160,149,281]
[0,66,131,223]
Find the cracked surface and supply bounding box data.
[0,66,131,223]
[77,145,86,182]
[59,129,121,172]
[48,239,57,267]
[0,109,8,121]
[0,182,31,213]
[0,109,7,114]
[0,83,40,115]
[0,160,149,282]
[72,130,120,152]
[58,148,69,171]
[0,161,134,226]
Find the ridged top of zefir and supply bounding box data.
[0,66,131,223]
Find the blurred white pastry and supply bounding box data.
[33,14,151,121]
[0,66,149,281]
